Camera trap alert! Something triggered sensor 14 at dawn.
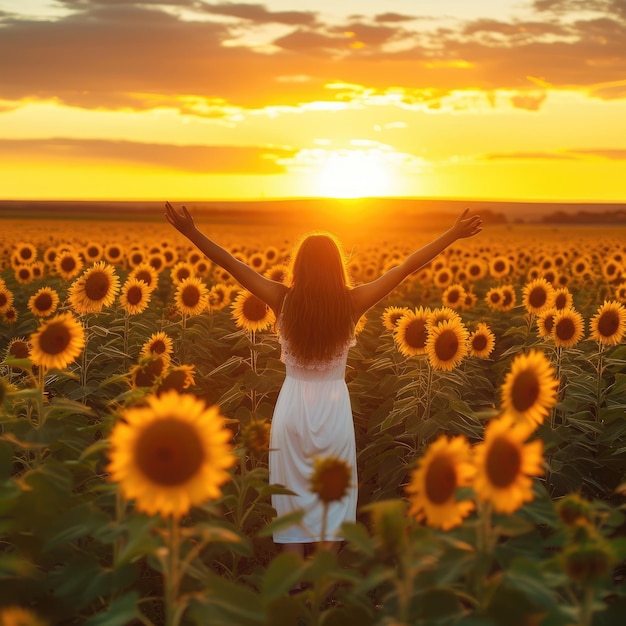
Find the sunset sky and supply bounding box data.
[1,0,625,202]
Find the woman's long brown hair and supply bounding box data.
[280,232,354,362]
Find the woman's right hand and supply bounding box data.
[451,209,482,239]
[165,201,196,237]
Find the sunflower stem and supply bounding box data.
[80,315,90,390]
[180,313,187,363]
[164,515,182,626]
[123,311,130,371]
[250,330,258,412]
[595,342,605,421]
[474,500,494,610]
[424,360,434,421]
[578,586,595,626]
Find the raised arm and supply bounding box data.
[350,209,482,320]
[165,202,287,314]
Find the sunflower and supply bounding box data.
[175,277,209,317]
[0,284,15,313]
[148,252,166,273]
[2,306,18,325]
[103,243,125,265]
[263,263,289,284]
[536,307,557,339]
[208,282,233,311]
[469,322,496,359]
[130,355,168,388]
[381,305,410,331]
[485,286,505,311]
[55,248,84,281]
[119,278,151,316]
[405,435,475,530]
[239,419,271,456]
[170,261,195,285]
[601,258,623,284]
[193,258,211,277]
[499,284,517,312]
[522,278,555,314]
[466,258,488,281]
[130,263,159,292]
[474,415,544,515]
[68,261,120,314]
[571,257,592,280]
[614,283,626,305]
[589,300,626,346]
[553,287,573,311]
[462,291,477,310]
[441,283,466,310]
[248,251,266,273]
[107,390,235,518]
[28,286,60,317]
[127,247,147,269]
[427,318,469,371]
[433,266,454,289]
[500,349,559,427]
[310,456,352,504]
[489,255,511,279]
[30,312,85,371]
[156,364,196,395]
[428,306,461,326]
[14,264,34,285]
[83,241,104,264]
[13,242,38,265]
[140,331,174,363]
[393,307,431,357]
[552,307,585,348]
[231,290,276,332]
[7,337,31,360]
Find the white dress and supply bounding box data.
[269,332,358,543]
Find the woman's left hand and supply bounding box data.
[452,209,482,239]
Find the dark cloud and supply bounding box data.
[0,0,625,115]
[199,2,317,26]
[374,13,417,24]
[0,138,295,173]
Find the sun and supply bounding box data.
[316,150,393,198]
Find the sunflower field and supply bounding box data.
[0,212,625,626]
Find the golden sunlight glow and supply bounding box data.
[316,150,393,198]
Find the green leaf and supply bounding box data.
[84,592,142,626]
[257,509,304,538]
[261,552,308,602]
[340,521,376,557]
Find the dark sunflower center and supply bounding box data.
[543,314,555,334]
[182,285,200,307]
[555,318,575,340]
[87,246,99,258]
[317,465,349,502]
[425,454,457,504]
[242,295,267,321]
[494,260,506,273]
[135,418,204,485]
[107,247,121,260]
[10,341,30,359]
[158,370,188,393]
[0,293,7,307]
[486,437,521,488]
[39,321,71,355]
[529,287,547,308]
[151,340,166,354]
[61,256,76,272]
[177,268,191,281]
[555,293,567,309]
[85,271,110,300]
[502,290,513,307]
[434,329,459,361]
[35,292,53,311]
[511,369,539,412]
[598,311,618,337]
[472,334,488,351]
[127,285,143,305]
[447,289,461,303]
[150,257,163,271]
[490,292,501,303]
[20,248,33,260]
[19,268,30,280]
[135,270,153,287]
[469,264,481,276]
[404,319,427,348]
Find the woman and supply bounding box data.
[164,202,482,556]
